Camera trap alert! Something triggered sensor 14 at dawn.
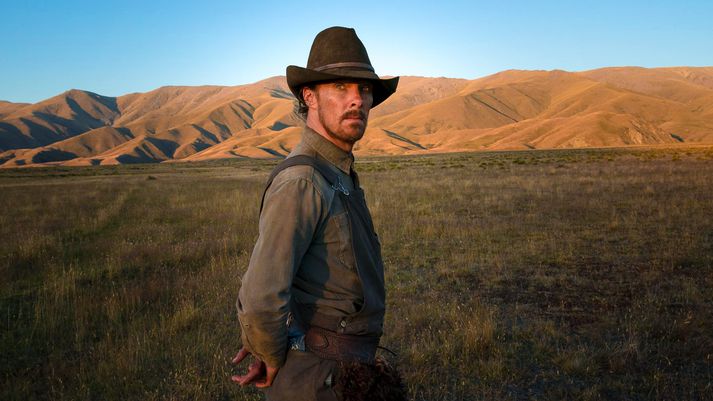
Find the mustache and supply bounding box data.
[341,110,366,121]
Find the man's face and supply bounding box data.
[309,80,374,147]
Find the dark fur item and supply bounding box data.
[334,356,408,401]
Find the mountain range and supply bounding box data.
[2,66,713,167]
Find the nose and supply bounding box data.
[346,84,364,108]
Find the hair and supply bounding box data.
[294,84,315,120]
[335,356,408,401]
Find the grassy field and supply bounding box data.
[2,146,713,400]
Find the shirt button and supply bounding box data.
[340,320,347,328]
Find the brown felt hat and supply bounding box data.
[287,26,399,108]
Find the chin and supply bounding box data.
[345,130,365,142]
[345,124,367,138]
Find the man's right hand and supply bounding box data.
[231,347,279,388]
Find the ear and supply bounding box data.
[302,86,317,109]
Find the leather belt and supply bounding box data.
[305,326,379,364]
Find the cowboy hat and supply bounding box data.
[286,26,399,107]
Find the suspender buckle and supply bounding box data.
[331,177,350,195]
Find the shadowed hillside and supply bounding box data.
[2,67,713,167]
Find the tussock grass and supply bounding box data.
[2,146,713,400]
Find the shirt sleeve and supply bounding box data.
[236,173,324,368]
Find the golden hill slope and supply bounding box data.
[0,100,30,119]
[1,68,712,167]
[0,90,120,151]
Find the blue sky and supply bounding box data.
[2,0,712,103]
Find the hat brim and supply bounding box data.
[286,65,399,108]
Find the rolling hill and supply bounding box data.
[2,67,713,167]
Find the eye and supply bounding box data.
[334,82,345,90]
[359,83,373,93]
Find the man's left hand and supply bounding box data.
[231,347,279,388]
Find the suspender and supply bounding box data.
[259,155,347,214]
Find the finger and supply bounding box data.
[232,361,266,386]
[231,370,260,386]
[231,348,250,364]
[255,366,279,388]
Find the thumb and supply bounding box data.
[255,366,279,388]
[232,347,250,364]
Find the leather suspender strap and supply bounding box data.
[259,155,340,215]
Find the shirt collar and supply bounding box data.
[302,126,354,175]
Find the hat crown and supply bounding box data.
[285,26,398,108]
[306,27,373,71]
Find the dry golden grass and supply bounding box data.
[2,145,712,400]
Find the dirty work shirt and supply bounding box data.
[237,127,365,368]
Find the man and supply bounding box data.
[231,27,403,400]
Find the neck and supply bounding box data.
[306,114,354,153]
